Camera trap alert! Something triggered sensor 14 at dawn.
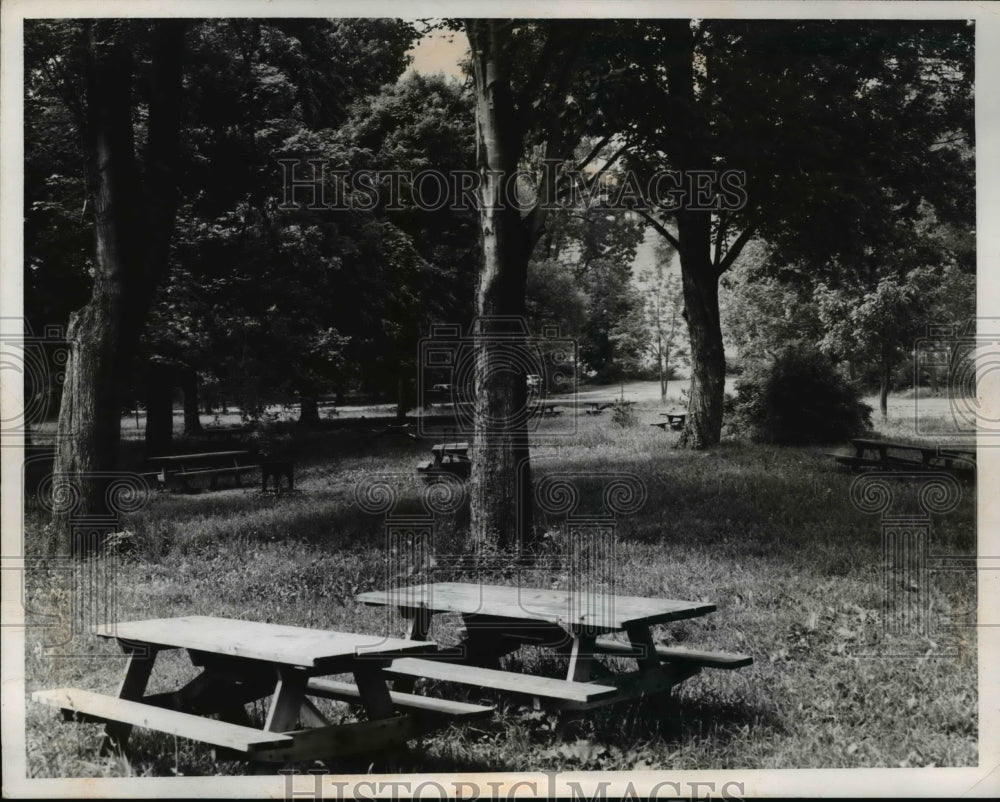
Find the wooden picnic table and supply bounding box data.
[200,424,256,439]
[651,412,686,431]
[357,582,751,712]
[32,616,490,763]
[830,438,976,474]
[531,403,563,417]
[147,450,256,491]
[417,442,471,478]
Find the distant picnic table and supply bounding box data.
[148,450,257,491]
[829,438,976,475]
[650,412,686,431]
[200,424,256,440]
[531,402,563,417]
[417,441,471,478]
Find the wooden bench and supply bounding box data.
[383,658,618,705]
[305,677,494,720]
[829,439,976,476]
[592,638,753,669]
[148,450,258,491]
[32,687,292,753]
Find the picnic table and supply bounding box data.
[32,616,490,763]
[651,412,686,431]
[417,442,471,478]
[531,403,563,417]
[584,402,612,416]
[147,450,257,491]
[357,582,752,712]
[829,438,976,474]
[200,424,256,440]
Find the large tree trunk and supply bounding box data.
[52,20,185,552]
[144,362,174,454]
[466,21,535,556]
[51,300,124,554]
[298,396,320,425]
[665,19,727,449]
[677,212,726,448]
[179,367,202,434]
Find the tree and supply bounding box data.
[616,19,973,447]
[462,19,606,554]
[142,19,421,426]
[33,20,186,552]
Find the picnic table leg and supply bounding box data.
[355,663,412,765]
[99,642,159,756]
[244,667,309,771]
[263,667,309,733]
[558,634,598,737]
[392,609,432,694]
[625,624,677,725]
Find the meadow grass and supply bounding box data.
[20,391,977,776]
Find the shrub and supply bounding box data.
[730,348,872,445]
[610,399,638,428]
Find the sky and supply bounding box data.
[407,28,468,79]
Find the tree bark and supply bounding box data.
[52,20,185,551]
[144,362,174,454]
[676,212,726,448]
[663,19,728,449]
[298,396,320,425]
[179,366,202,434]
[466,21,535,556]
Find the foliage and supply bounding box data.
[730,348,873,445]
[609,399,638,428]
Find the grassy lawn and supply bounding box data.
[20,389,977,777]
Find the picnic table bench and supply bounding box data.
[651,413,686,431]
[417,442,471,478]
[357,582,752,713]
[147,450,258,491]
[200,424,256,441]
[829,438,976,475]
[32,616,487,764]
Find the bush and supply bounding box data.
[730,348,872,445]
[610,399,638,428]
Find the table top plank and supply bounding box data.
[357,583,715,633]
[93,616,434,667]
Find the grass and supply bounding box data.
[20,388,977,777]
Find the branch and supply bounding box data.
[712,211,730,269]
[574,134,612,173]
[584,142,630,191]
[716,222,758,276]
[636,208,681,251]
[515,25,560,134]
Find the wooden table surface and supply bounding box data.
[357,582,716,634]
[94,616,432,667]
